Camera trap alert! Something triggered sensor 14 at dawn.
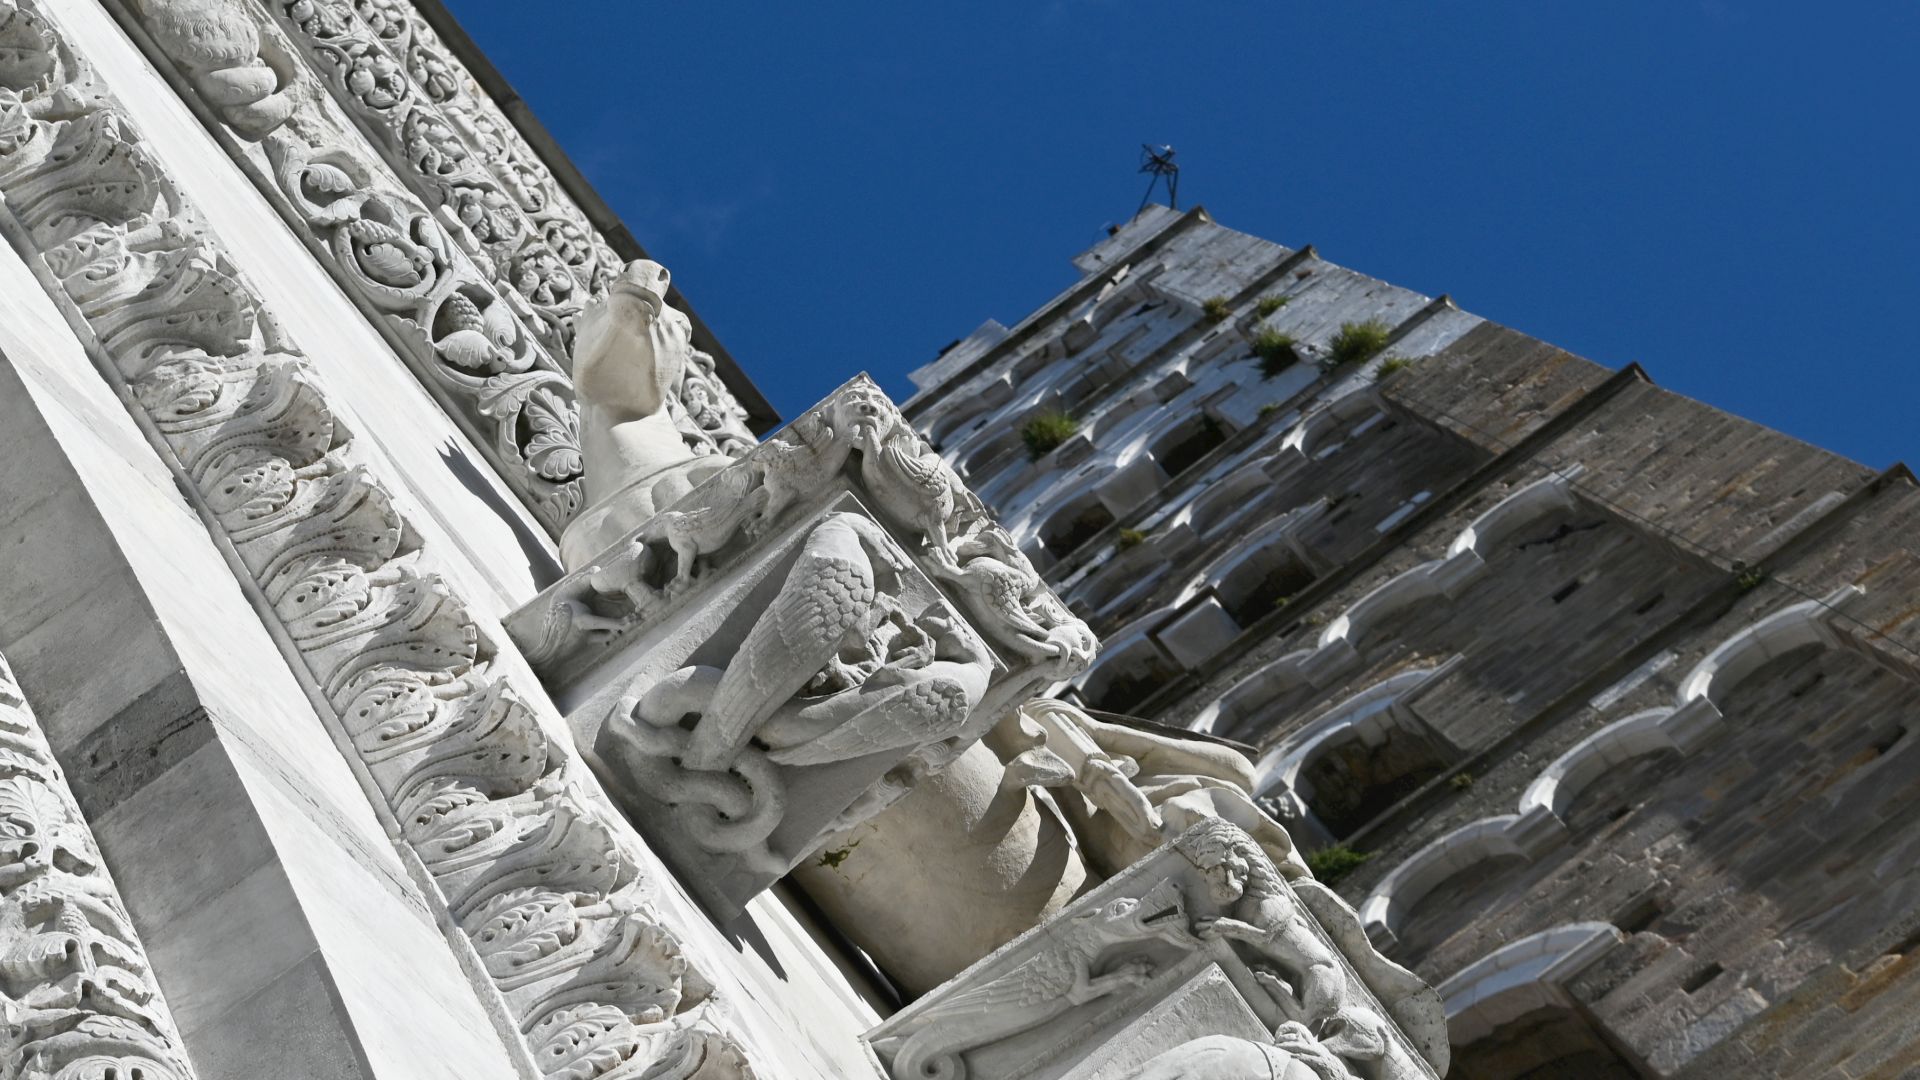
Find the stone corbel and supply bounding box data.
[507,376,1097,917]
[865,818,1446,1080]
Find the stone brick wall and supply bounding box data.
[910,207,1920,1077]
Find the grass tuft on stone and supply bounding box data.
[1020,410,1078,459]
[1202,295,1233,322]
[1252,328,1298,379]
[1328,319,1392,368]
[1305,844,1372,885]
[1376,355,1415,378]
[1116,528,1148,550]
[1255,294,1291,318]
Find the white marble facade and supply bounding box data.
[0,1,1446,1077]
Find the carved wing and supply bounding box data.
[888,442,949,495]
[763,672,973,767]
[906,951,1075,1027]
[681,517,877,771]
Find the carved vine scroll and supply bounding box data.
[110,0,757,538]
[0,653,200,1080]
[0,4,752,1076]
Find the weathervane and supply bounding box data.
[1137,144,1180,216]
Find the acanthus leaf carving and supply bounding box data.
[0,651,198,1080]
[0,5,754,1073]
[125,0,759,540]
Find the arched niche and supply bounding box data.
[1148,408,1232,480]
[1072,614,1184,714]
[1035,488,1116,561]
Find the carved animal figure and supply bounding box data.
[878,894,1178,1080]
[852,399,980,559]
[680,513,903,771]
[933,529,1063,652]
[562,259,728,569]
[759,609,993,767]
[1187,821,1349,1033]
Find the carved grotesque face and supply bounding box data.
[832,384,893,450]
[1202,853,1249,903]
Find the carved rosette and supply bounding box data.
[114,0,759,540]
[0,654,199,1080]
[0,4,752,1076]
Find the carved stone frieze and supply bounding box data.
[0,4,752,1075]
[509,375,1098,684]
[0,653,200,1080]
[109,0,758,539]
[865,818,1446,1080]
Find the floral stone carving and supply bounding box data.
[0,653,199,1080]
[0,3,753,1073]
[865,818,1446,1080]
[507,377,1096,917]
[118,0,761,539]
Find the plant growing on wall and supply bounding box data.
[1255,294,1291,318]
[1202,295,1233,322]
[1305,844,1373,885]
[1021,410,1079,459]
[1117,528,1148,550]
[1328,319,1392,368]
[1252,328,1298,379]
[1376,356,1415,378]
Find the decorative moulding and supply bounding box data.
[105,0,758,539]
[0,4,753,1074]
[0,652,200,1080]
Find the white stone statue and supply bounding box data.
[1019,699,1310,880]
[603,511,997,884]
[563,259,730,569]
[1183,819,1447,1074]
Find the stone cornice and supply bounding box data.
[0,3,753,1074]
[0,651,200,1080]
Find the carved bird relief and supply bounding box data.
[680,513,902,772]
[760,610,993,768]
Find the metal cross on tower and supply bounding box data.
[1137,144,1180,216]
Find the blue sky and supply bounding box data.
[451,3,1919,469]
